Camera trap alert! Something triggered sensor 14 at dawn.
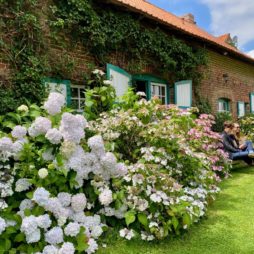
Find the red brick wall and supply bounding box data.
[198,50,254,118]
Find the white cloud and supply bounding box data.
[247,50,254,59]
[200,0,254,49]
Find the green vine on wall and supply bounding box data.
[50,0,207,82]
[0,0,48,114]
[0,0,207,114]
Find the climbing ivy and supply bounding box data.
[50,0,207,82]
[0,0,48,114]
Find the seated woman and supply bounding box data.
[232,122,254,153]
[221,121,254,165]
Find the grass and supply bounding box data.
[98,164,254,254]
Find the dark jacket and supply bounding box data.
[221,131,240,153]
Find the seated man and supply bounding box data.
[221,121,254,165]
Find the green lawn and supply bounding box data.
[98,164,254,254]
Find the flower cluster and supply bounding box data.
[43,92,66,115]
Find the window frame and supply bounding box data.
[70,85,86,112]
[150,82,168,104]
[218,98,230,113]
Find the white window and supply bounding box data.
[218,98,230,113]
[151,82,167,104]
[71,85,85,112]
[175,80,192,108]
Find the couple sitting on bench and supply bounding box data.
[222,121,254,165]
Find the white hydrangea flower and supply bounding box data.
[0,137,13,152]
[11,125,27,139]
[71,193,87,212]
[99,189,113,206]
[59,113,87,144]
[21,215,38,235]
[101,152,117,172]
[28,117,52,137]
[19,199,34,211]
[92,69,105,76]
[119,228,135,240]
[44,92,66,115]
[116,163,128,176]
[91,225,103,239]
[46,128,62,144]
[33,187,50,206]
[86,238,98,254]
[103,80,112,85]
[60,141,76,159]
[57,192,71,207]
[42,148,54,161]
[12,140,25,154]
[15,178,32,192]
[64,222,80,237]
[0,217,6,234]
[45,226,63,245]
[26,228,41,243]
[150,193,162,203]
[58,242,75,254]
[42,245,59,254]
[38,168,48,179]
[36,214,52,229]
[87,135,105,156]
[17,105,29,112]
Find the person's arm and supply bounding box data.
[222,134,240,153]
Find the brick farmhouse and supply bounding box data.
[1,0,254,118]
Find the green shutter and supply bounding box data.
[250,93,254,113]
[237,101,245,117]
[43,78,71,106]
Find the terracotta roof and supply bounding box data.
[110,0,254,63]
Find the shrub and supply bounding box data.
[239,114,254,142]
[91,98,230,239]
[212,112,232,133]
[84,69,116,121]
[0,93,230,253]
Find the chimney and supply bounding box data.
[181,13,196,25]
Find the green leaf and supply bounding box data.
[7,112,21,124]
[5,239,11,250]
[172,216,179,230]
[76,227,88,252]
[14,233,25,243]
[26,191,33,199]
[2,121,16,129]
[182,213,191,227]
[125,211,136,226]
[85,101,93,107]
[138,213,148,227]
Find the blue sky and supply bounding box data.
[148,0,254,57]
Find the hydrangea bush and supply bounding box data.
[90,98,230,239]
[0,92,230,252]
[0,92,126,253]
